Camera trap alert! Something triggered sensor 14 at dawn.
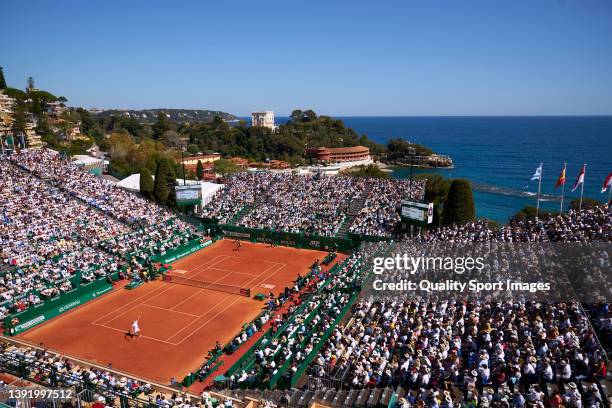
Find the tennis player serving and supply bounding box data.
[125,313,142,339]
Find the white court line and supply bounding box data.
[176,255,231,281]
[143,255,229,305]
[166,261,284,343]
[221,254,280,265]
[166,257,237,311]
[206,267,260,277]
[91,242,293,346]
[92,255,228,327]
[168,264,247,311]
[141,303,201,317]
[91,322,178,346]
[91,284,174,325]
[168,262,287,345]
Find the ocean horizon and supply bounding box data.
[264,115,612,223]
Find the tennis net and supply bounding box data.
[162,274,251,297]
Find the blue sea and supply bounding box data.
[273,116,612,223]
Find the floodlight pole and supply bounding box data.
[181,148,186,186]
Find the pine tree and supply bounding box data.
[140,167,154,199]
[166,162,177,208]
[0,67,7,89]
[11,104,27,135]
[152,112,171,140]
[153,159,170,204]
[442,179,475,225]
[196,160,204,180]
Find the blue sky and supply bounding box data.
[2,0,612,116]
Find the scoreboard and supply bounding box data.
[175,184,202,206]
[401,200,434,225]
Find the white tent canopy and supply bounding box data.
[116,173,223,206]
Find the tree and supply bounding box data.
[30,94,42,116]
[140,167,154,199]
[152,112,171,139]
[570,197,601,211]
[386,138,434,161]
[511,206,539,223]
[347,164,389,179]
[196,160,204,180]
[153,159,171,204]
[11,104,27,135]
[417,174,451,227]
[3,87,26,101]
[162,130,180,147]
[166,161,177,209]
[511,206,560,222]
[442,179,475,225]
[213,159,240,175]
[0,67,6,89]
[289,109,303,123]
[303,109,317,121]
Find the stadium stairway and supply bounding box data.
[336,184,373,238]
[187,254,347,395]
[230,205,255,225]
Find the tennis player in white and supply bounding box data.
[125,313,142,339]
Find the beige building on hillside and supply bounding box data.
[0,91,15,113]
[251,111,277,131]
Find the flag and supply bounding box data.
[602,172,612,193]
[555,165,566,189]
[572,164,586,192]
[530,163,543,181]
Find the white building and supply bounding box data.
[116,173,224,211]
[251,111,277,131]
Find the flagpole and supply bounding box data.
[579,164,586,210]
[536,166,542,218]
[560,162,566,212]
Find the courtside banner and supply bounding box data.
[223,230,251,239]
[155,239,213,264]
[5,279,113,335]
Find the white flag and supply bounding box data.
[530,163,543,181]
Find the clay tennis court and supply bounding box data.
[16,239,331,384]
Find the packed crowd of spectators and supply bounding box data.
[100,220,197,260]
[240,174,366,236]
[0,161,125,319]
[415,204,611,243]
[0,341,153,399]
[0,150,198,320]
[349,179,426,237]
[305,205,612,407]
[0,341,238,407]
[311,299,608,407]
[10,149,177,227]
[201,172,425,237]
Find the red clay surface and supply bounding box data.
[16,240,330,384]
